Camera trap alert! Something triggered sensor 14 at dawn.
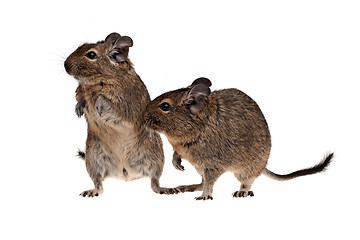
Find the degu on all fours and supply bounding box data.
[144,77,333,200]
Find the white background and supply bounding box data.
[1,0,359,239]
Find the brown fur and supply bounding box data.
[64,33,179,197]
[144,77,333,200]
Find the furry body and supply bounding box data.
[144,78,333,200]
[65,33,178,197]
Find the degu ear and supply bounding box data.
[107,35,133,63]
[190,77,212,88]
[105,32,121,44]
[185,80,211,114]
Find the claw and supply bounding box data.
[195,195,213,201]
[158,188,180,195]
[96,105,103,117]
[75,99,86,117]
[172,152,185,171]
[79,189,101,198]
[232,191,254,198]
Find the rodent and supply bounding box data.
[64,32,179,197]
[144,77,333,200]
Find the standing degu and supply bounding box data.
[64,33,180,197]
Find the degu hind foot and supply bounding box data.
[79,188,104,198]
[151,178,181,195]
[176,183,203,193]
[195,195,213,201]
[158,187,181,195]
[232,190,254,198]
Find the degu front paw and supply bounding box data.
[95,96,112,117]
[75,99,87,117]
[172,152,185,171]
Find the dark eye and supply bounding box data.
[158,102,171,112]
[85,51,97,60]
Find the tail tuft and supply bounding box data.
[77,149,85,160]
[263,152,334,181]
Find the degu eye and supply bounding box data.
[158,102,171,112]
[85,51,97,60]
